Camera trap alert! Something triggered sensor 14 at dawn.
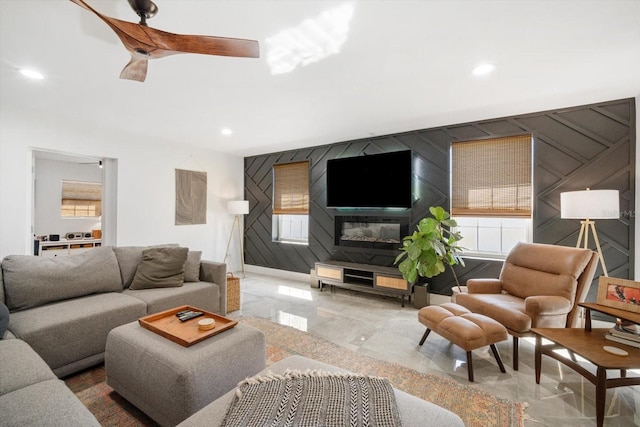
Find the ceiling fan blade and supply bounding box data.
[70,0,260,79]
[120,56,148,82]
[139,28,260,59]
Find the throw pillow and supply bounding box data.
[130,247,189,290]
[113,243,180,288]
[0,302,9,339]
[184,251,202,282]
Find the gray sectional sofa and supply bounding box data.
[0,245,227,426]
[1,245,226,377]
[0,338,100,426]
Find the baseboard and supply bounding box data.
[244,264,311,282]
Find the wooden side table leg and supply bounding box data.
[596,367,606,427]
[535,335,542,384]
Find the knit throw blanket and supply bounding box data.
[221,369,403,427]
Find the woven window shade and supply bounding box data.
[452,135,532,217]
[273,161,310,215]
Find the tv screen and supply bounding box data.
[326,150,412,208]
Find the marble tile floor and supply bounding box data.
[227,272,640,427]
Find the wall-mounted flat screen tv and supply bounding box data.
[326,150,412,208]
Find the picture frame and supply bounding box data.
[597,276,640,314]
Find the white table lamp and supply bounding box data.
[224,200,249,277]
[560,188,619,276]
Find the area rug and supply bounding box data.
[65,317,527,427]
[244,317,527,427]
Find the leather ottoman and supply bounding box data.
[105,321,265,426]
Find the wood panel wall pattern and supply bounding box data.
[243,98,636,298]
[175,169,207,225]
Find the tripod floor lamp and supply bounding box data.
[224,200,249,278]
[560,188,619,277]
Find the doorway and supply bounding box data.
[31,149,117,254]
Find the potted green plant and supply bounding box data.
[395,206,465,290]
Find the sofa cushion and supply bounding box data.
[500,242,593,301]
[113,246,146,288]
[184,251,202,282]
[7,293,147,375]
[454,293,532,333]
[130,247,189,290]
[0,339,57,395]
[1,247,122,312]
[124,281,220,314]
[0,379,100,426]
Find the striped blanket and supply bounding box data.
[222,370,402,426]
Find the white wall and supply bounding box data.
[34,158,103,238]
[0,108,246,271]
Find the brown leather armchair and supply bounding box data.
[455,242,598,370]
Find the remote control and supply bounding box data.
[177,310,195,320]
[178,311,203,322]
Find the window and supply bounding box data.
[272,161,310,244]
[451,135,532,258]
[61,180,102,218]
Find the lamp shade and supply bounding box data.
[560,189,619,219]
[227,200,249,215]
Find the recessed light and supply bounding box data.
[221,128,233,136]
[19,68,45,80]
[472,63,495,76]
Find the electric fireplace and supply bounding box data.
[334,216,409,251]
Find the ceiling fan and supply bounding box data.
[70,0,259,82]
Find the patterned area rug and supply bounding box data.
[245,317,527,427]
[65,317,527,426]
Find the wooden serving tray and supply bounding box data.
[138,305,238,347]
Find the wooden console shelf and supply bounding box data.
[36,238,101,257]
[315,260,410,307]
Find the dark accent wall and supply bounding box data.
[244,98,636,301]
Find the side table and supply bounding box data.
[532,302,640,427]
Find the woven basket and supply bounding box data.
[226,272,241,312]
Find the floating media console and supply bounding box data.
[314,260,411,307]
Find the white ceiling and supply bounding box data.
[1,0,639,157]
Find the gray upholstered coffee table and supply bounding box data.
[105,320,266,427]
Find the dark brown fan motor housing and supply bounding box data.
[70,0,260,82]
